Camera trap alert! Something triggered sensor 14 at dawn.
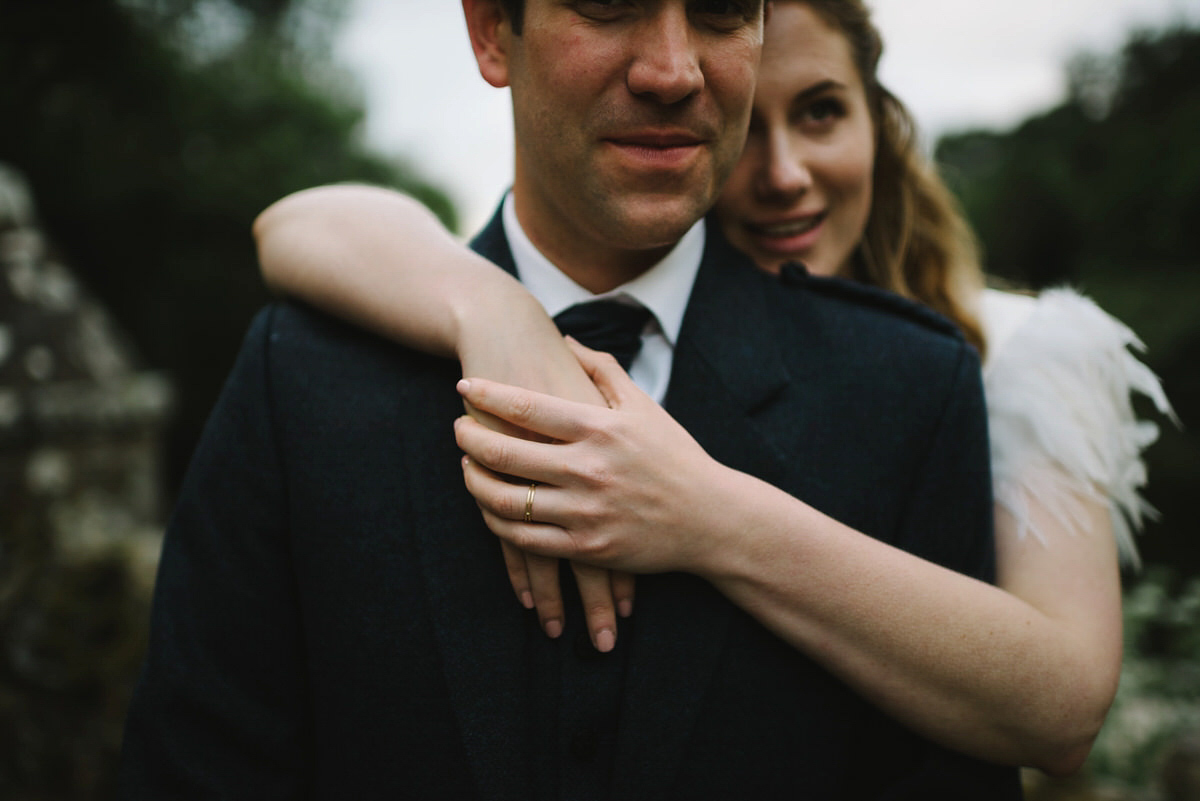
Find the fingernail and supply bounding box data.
[457,379,471,393]
[520,590,534,609]
[461,455,470,468]
[544,619,563,638]
[617,599,633,618]
[595,628,615,653]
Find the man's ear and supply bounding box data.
[462,0,511,88]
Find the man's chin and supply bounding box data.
[602,193,711,250]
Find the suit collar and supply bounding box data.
[473,202,793,421]
[489,193,705,347]
[470,201,518,277]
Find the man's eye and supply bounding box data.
[692,0,755,20]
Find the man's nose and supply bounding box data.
[626,7,704,104]
[758,129,812,198]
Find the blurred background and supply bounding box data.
[0,0,1197,798]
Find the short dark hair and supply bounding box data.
[498,0,524,34]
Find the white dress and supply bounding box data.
[979,288,1176,568]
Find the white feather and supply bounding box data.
[980,288,1177,569]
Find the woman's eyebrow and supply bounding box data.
[792,79,846,103]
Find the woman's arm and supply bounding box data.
[255,186,580,387]
[454,344,1122,775]
[253,185,631,651]
[254,188,1124,771]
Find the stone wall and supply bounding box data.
[0,164,171,800]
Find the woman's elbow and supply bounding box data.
[252,211,290,291]
[1031,676,1119,776]
[1037,737,1097,777]
[253,189,319,250]
[252,190,342,289]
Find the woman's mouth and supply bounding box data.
[747,215,823,237]
[744,213,826,254]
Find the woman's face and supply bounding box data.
[715,2,876,276]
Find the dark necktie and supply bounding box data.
[553,299,652,371]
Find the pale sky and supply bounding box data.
[335,0,1200,234]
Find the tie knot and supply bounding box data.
[553,299,652,371]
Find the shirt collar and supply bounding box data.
[502,192,704,346]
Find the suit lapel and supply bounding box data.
[416,455,530,801]
[613,223,798,800]
[665,222,795,482]
[409,204,529,801]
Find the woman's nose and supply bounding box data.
[758,131,812,199]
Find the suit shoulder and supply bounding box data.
[245,300,455,391]
[775,263,964,343]
[253,299,403,360]
[254,298,360,344]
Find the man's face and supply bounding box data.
[471,0,764,288]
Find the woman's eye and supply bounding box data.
[798,98,844,126]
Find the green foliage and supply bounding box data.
[938,25,1200,285]
[1089,570,1200,792]
[937,23,1200,577]
[0,0,457,488]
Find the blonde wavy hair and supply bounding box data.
[802,0,988,355]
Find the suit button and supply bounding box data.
[569,727,600,761]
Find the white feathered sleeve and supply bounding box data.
[980,288,1177,569]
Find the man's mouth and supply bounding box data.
[608,130,706,149]
[603,132,706,171]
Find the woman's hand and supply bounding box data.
[455,340,729,575]
[456,304,635,651]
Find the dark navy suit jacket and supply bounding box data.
[120,210,1021,799]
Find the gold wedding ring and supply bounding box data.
[524,483,537,523]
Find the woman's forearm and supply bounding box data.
[254,185,603,405]
[696,466,1121,775]
[456,361,1123,775]
[254,185,534,361]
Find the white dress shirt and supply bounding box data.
[501,192,704,403]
